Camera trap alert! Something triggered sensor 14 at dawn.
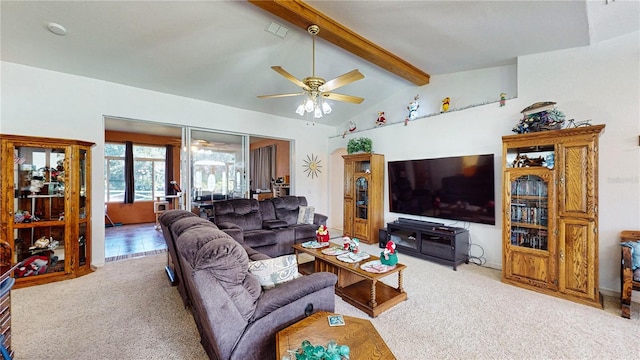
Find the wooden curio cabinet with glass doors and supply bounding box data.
[342,153,384,244]
[502,125,604,308]
[0,135,94,288]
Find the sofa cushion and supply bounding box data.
[297,206,315,224]
[248,255,300,289]
[214,199,263,231]
[178,226,234,268]
[159,209,197,226]
[244,230,278,248]
[262,219,288,229]
[290,223,318,242]
[259,199,277,221]
[191,237,262,322]
[172,217,217,239]
[272,196,308,226]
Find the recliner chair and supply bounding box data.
[620,230,640,319]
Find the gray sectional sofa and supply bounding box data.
[159,209,337,360]
[212,196,327,258]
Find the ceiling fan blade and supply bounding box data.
[257,92,305,99]
[319,69,364,93]
[322,92,364,104]
[271,66,309,90]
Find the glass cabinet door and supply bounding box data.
[78,148,89,267]
[508,174,549,250]
[13,145,67,277]
[504,169,557,290]
[355,176,368,220]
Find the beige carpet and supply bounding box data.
[11,243,640,360]
[12,254,207,360]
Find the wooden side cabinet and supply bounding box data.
[501,125,604,308]
[0,134,94,288]
[342,153,384,244]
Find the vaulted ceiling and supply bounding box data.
[2,1,638,127]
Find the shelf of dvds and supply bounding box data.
[502,125,605,308]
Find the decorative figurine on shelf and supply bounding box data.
[343,120,357,138]
[29,173,45,194]
[441,97,450,112]
[380,240,398,266]
[512,101,565,134]
[375,111,386,127]
[545,153,555,169]
[405,94,420,125]
[500,93,507,107]
[316,225,329,243]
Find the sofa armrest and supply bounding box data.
[217,222,244,243]
[313,213,328,226]
[251,272,337,321]
[223,228,244,244]
[622,245,633,272]
[217,221,242,231]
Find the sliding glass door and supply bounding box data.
[186,129,247,218]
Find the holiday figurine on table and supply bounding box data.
[375,111,386,126]
[500,93,507,107]
[342,236,360,253]
[380,240,398,266]
[316,225,329,243]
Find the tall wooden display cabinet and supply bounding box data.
[1,135,94,288]
[501,125,604,308]
[343,153,384,244]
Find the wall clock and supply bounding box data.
[303,153,322,178]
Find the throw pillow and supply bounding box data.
[621,241,640,270]
[297,206,315,225]
[248,255,301,289]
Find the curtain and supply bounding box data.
[124,141,134,204]
[165,144,175,196]
[250,145,275,191]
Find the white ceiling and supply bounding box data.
[2,1,638,128]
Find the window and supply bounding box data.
[104,143,166,202]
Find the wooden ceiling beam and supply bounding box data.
[248,0,430,86]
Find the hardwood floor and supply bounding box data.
[105,222,167,262]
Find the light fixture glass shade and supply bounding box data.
[322,101,332,114]
[295,104,305,116]
[304,98,314,112]
[314,106,323,118]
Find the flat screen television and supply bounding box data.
[388,154,495,225]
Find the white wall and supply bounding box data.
[1,61,334,267]
[2,30,638,295]
[328,31,640,295]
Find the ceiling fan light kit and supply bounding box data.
[258,24,364,120]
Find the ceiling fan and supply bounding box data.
[257,24,365,118]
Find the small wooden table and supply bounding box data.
[293,243,407,317]
[276,311,395,359]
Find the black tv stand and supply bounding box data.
[381,219,469,270]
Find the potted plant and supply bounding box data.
[347,137,372,154]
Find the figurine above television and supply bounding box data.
[388,154,495,225]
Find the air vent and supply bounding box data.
[265,22,288,39]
